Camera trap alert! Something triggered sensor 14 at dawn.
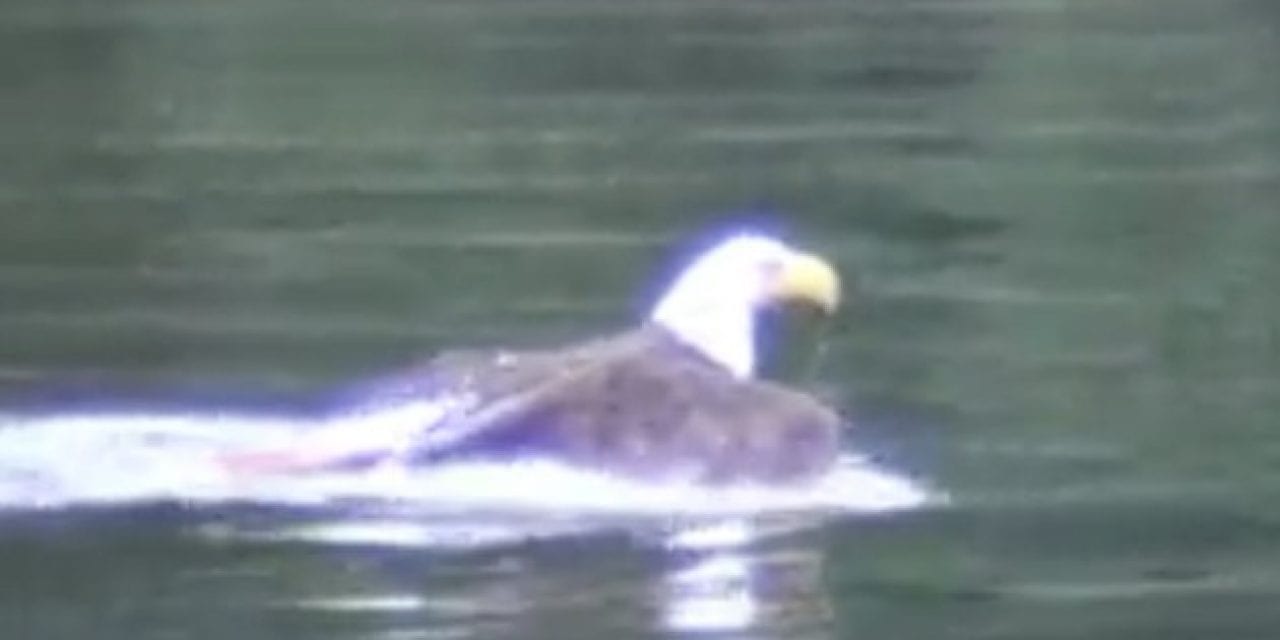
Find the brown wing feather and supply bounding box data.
[413,327,841,483]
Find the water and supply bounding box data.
[2,0,1280,638]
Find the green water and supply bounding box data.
[2,0,1280,638]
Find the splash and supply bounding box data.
[0,406,928,511]
[0,402,936,549]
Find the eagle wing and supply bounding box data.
[221,327,841,483]
[401,328,842,483]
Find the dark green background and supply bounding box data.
[2,0,1279,638]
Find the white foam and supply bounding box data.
[0,407,935,516]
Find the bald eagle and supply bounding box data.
[223,234,845,483]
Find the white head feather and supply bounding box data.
[649,234,837,379]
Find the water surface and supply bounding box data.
[2,0,1280,638]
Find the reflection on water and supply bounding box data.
[241,518,841,640]
[660,520,833,637]
[219,518,837,639]
[664,550,758,633]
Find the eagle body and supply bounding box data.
[377,326,840,483]
[222,232,847,485]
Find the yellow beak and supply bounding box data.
[766,252,841,314]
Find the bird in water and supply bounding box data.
[222,232,844,484]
